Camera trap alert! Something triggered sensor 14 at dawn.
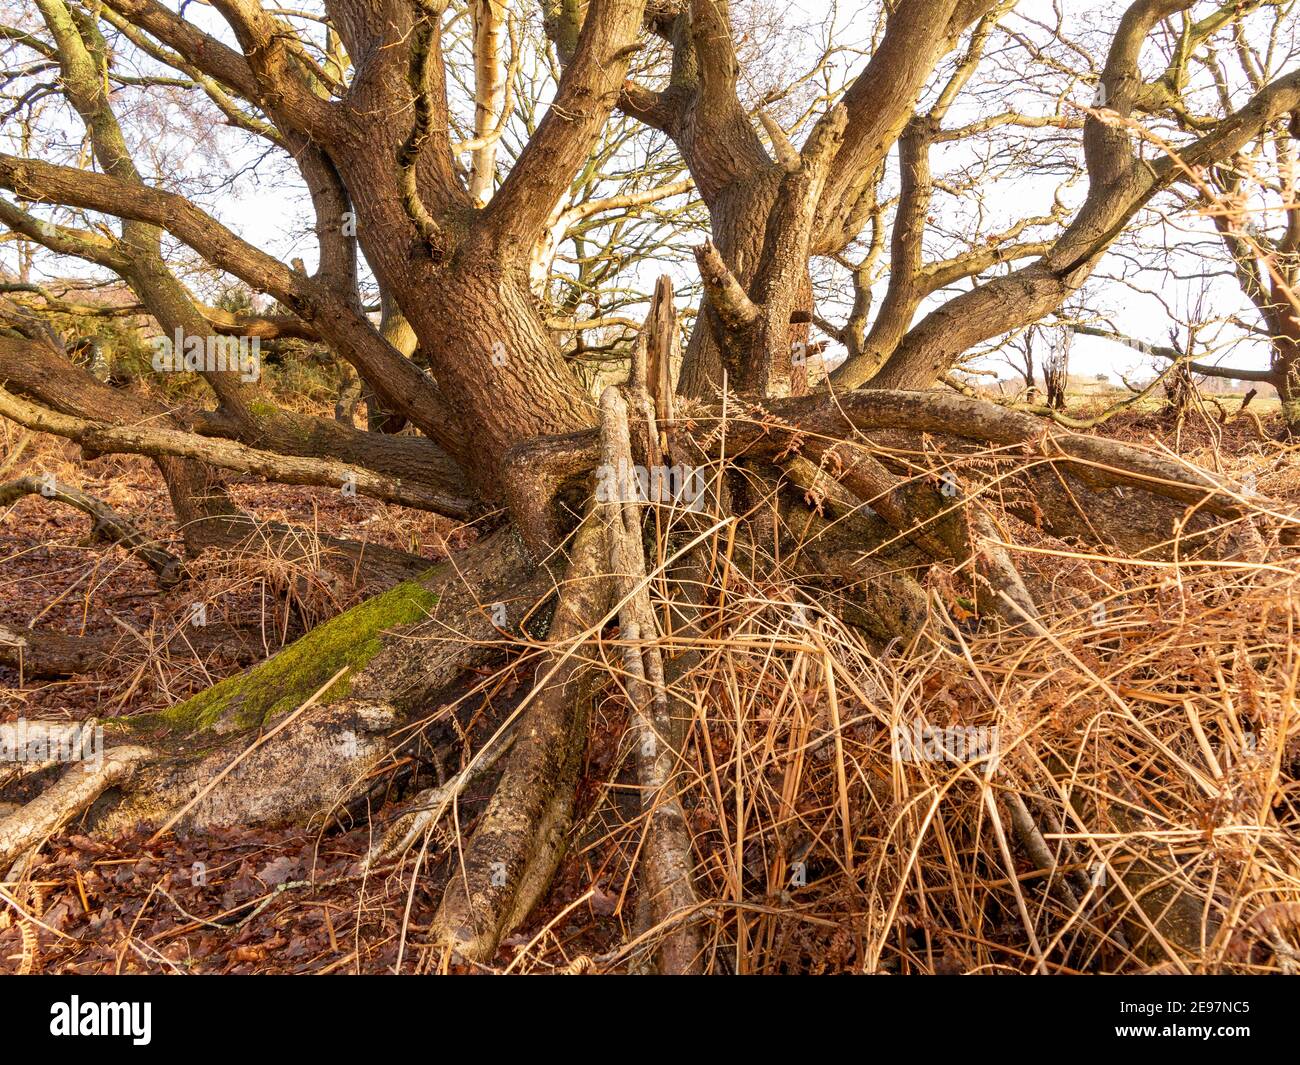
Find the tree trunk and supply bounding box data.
[1274,337,1300,433]
[1,526,546,852]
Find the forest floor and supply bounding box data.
[0,406,630,973]
[2,390,1298,974]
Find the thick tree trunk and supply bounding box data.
[336,137,598,495]
[1273,337,1300,433]
[677,171,784,397]
[675,172,819,401]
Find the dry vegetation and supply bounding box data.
[4,383,1298,975]
[3,0,1300,981]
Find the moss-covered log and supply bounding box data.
[79,527,549,834]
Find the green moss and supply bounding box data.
[156,578,438,735]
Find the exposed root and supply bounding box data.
[0,384,478,518]
[362,729,517,870]
[600,385,703,973]
[429,511,612,962]
[0,746,154,869]
[3,387,1297,975]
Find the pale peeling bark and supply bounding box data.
[0,747,154,870]
[468,0,508,206]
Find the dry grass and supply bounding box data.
[4,394,1299,974]
[397,409,1300,975]
[609,554,1300,975]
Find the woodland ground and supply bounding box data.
[2,382,1298,975]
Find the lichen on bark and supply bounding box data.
[150,576,440,735]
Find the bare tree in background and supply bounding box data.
[1065,4,1300,431]
[1000,326,1040,399]
[1042,325,1070,410]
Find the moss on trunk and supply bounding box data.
[151,576,440,735]
[86,528,544,834]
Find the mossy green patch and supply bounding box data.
[157,578,438,734]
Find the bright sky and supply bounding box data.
[786,0,1279,385]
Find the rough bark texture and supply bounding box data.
[430,512,611,962]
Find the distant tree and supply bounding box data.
[1043,328,1070,410]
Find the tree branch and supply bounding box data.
[485,0,647,250]
[693,239,759,330]
[0,386,478,519]
[0,474,182,584]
